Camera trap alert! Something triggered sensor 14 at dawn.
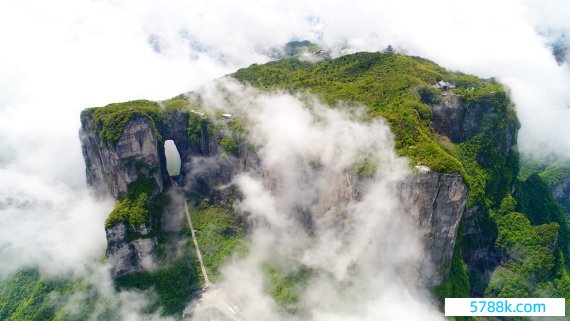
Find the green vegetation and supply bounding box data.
[104,178,157,229]
[187,112,206,145]
[434,230,471,302]
[473,173,570,316]
[233,52,557,307]
[108,179,201,317]
[518,157,547,181]
[83,100,163,147]
[418,85,443,105]
[232,52,511,175]
[515,174,569,263]
[82,95,193,147]
[434,224,478,321]
[0,269,108,321]
[71,50,570,319]
[541,163,570,187]
[105,176,201,316]
[488,212,559,297]
[161,94,191,110]
[520,158,570,183]
[105,193,149,229]
[227,115,248,137]
[283,40,323,57]
[352,157,378,178]
[263,265,312,313]
[446,102,570,309]
[115,252,200,316]
[219,135,239,156]
[0,269,61,321]
[0,264,199,320]
[190,199,247,280]
[519,157,570,187]
[519,157,570,215]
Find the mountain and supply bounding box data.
[2,50,569,320]
[520,157,570,215]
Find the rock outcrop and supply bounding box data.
[81,89,521,287]
[400,172,468,285]
[431,90,519,293]
[80,109,238,278]
[432,93,516,155]
[80,114,167,199]
[106,223,157,278]
[553,174,570,213]
[306,170,468,286]
[80,110,470,284]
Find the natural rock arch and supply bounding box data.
[164,140,181,177]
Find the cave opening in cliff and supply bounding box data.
[164,140,181,176]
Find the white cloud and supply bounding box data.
[186,81,439,321]
[49,265,177,321]
[0,168,113,278]
[1,0,570,318]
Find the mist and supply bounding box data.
[1,0,570,319]
[183,80,443,320]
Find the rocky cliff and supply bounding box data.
[79,52,526,297]
[80,105,244,278]
[432,93,517,156]
[430,87,520,294]
[80,106,470,284]
[80,114,167,199]
[553,175,570,212]
[400,172,468,285]
[106,222,157,278]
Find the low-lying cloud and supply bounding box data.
[186,80,443,321]
[0,169,113,278]
[1,0,570,319]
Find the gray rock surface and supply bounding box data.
[107,238,158,278]
[80,110,232,278]
[80,114,166,199]
[399,172,468,285]
[432,93,516,155]
[81,108,467,285]
[105,223,159,278]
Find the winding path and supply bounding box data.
[173,179,243,321]
[183,198,211,286]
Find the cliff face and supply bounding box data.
[79,52,523,290]
[80,111,469,284]
[400,172,468,285]
[80,114,167,199]
[73,51,566,319]
[553,174,570,212]
[432,94,516,155]
[81,109,209,277]
[106,223,157,278]
[432,90,520,294]
[81,106,246,277]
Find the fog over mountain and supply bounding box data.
[185,80,443,321]
[1,1,570,320]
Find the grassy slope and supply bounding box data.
[189,198,247,281]
[234,53,470,174]
[0,269,109,321]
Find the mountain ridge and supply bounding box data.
[1,50,568,320]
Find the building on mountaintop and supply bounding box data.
[383,45,395,54]
[435,80,456,91]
